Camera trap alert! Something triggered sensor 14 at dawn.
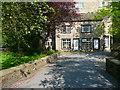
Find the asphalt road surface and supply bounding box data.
[11,52,120,88]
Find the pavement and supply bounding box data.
[11,51,120,88]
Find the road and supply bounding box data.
[11,52,120,88]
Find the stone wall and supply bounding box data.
[0,52,60,88]
[106,57,120,81]
[111,43,120,60]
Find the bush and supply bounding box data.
[1,51,47,70]
[47,50,58,55]
[0,50,58,70]
[47,50,54,55]
[1,52,19,70]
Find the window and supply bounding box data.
[81,38,91,49]
[107,2,111,6]
[81,24,91,33]
[62,39,71,49]
[47,42,49,46]
[62,25,71,34]
[75,3,84,8]
[45,41,52,46]
[45,41,47,45]
[100,2,104,7]
[104,36,109,48]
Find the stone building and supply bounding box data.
[55,17,112,51]
[46,0,112,52]
[55,14,104,51]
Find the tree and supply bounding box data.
[110,2,120,42]
[91,2,120,42]
[91,1,120,58]
[2,2,79,53]
[46,2,81,50]
[2,2,54,54]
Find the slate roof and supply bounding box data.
[63,13,102,22]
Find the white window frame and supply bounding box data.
[62,39,71,49]
[62,25,71,34]
[100,2,104,7]
[75,3,84,8]
[81,38,91,49]
[81,25,91,33]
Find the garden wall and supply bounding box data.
[106,57,120,81]
[0,52,60,88]
[111,43,120,60]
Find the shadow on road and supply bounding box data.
[39,52,120,88]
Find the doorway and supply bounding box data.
[73,39,79,50]
[93,38,100,50]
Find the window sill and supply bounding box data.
[62,48,71,50]
[61,33,71,34]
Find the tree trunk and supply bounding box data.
[39,39,47,53]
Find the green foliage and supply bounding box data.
[0,27,2,47]
[0,50,58,70]
[54,50,58,53]
[1,51,19,70]
[47,50,54,55]
[90,8,111,20]
[110,2,120,42]
[2,2,54,52]
[26,69,32,74]
[1,51,46,70]
[47,50,58,55]
[91,2,120,43]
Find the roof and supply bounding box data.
[63,13,102,22]
[80,13,96,20]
